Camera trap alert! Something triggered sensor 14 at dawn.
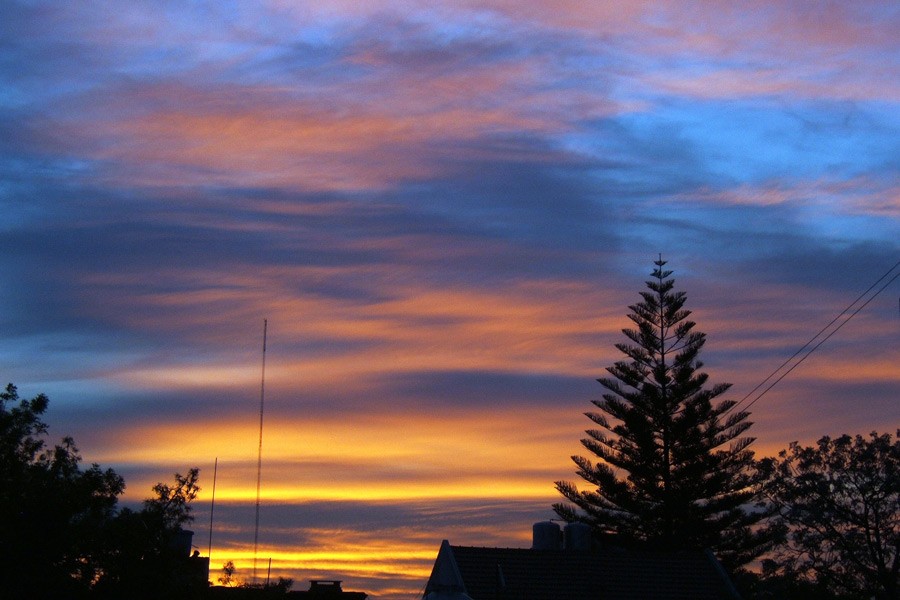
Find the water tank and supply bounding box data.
[170,528,194,557]
[532,521,561,550]
[564,522,592,551]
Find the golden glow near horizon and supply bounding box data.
[108,407,580,501]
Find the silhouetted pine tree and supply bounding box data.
[554,259,772,570]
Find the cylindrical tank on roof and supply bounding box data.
[564,522,592,551]
[170,528,194,557]
[532,521,561,550]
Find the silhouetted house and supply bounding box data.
[172,528,211,591]
[423,522,742,600]
[208,579,367,599]
[290,580,367,599]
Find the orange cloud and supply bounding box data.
[88,266,625,390]
[61,57,581,193]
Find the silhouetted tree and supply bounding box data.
[759,431,899,599]
[219,560,239,587]
[0,383,124,598]
[1,382,206,598]
[730,566,843,600]
[264,577,295,593]
[143,467,201,529]
[93,468,203,599]
[239,577,295,593]
[554,259,773,570]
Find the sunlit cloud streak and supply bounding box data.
[2,1,898,598]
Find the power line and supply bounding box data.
[727,259,900,415]
[728,258,900,413]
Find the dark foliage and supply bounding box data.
[0,383,125,598]
[554,260,774,571]
[759,431,899,600]
[0,382,204,598]
[731,567,850,600]
[93,468,204,599]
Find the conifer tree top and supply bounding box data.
[554,259,774,571]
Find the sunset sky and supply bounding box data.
[3,1,898,598]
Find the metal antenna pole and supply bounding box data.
[208,457,218,559]
[253,319,267,584]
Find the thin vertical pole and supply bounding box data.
[253,319,267,584]
[266,557,272,587]
[208,457,218,559]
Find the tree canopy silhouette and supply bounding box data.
[1,383,125,597]
[94,468,204,599]
[759,430,899,599]
[554,259,772,570]
[1,382,203,598]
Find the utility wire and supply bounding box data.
[727,259,900,415]
[728,258,900,413]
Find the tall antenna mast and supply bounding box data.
[253,319,267,584]
[208,456,218,559]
